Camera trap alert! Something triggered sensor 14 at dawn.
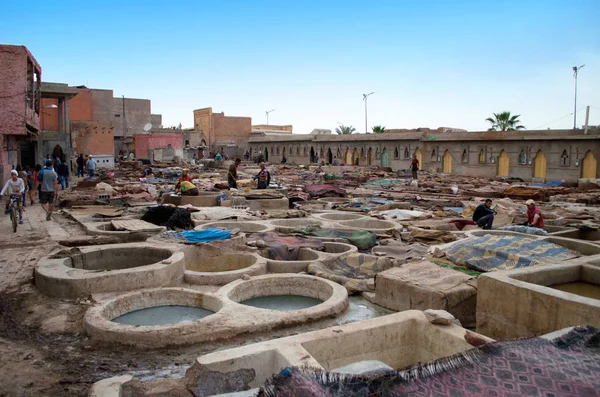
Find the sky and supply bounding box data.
[2,0,599,133]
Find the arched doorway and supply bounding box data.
[352,148,359,165]
[442,150,452,173]
[344,149,351,165]
[581,151,597,178]
[265,148,269,162]
[414,148,422,166]
[310,147,315,163]
[327,148,333,164]
[533,150,547,179]
[368,148,373,165]
[497,150,510,177]
[381,148,389,167]
[282,146,286,161]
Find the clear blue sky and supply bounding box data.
[2,0,599,132]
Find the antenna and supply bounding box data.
[143,123,152,133]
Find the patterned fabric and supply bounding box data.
[258,326,600,397]
[499,225,549,236]
[445,235,579,272]
[307,253,393,293]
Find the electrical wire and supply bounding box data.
[532,107,587,129]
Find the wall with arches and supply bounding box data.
[247,133,600,181]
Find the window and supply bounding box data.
[276,147,280,155]
[461,149,468,163]
[518,149,527,164]
[360,148,365,158]
[404,147,410,159]
[431,149,437,161]
[303,147,307,156]
[336,148,341,158]
[296,146,300,155]
[560,149,569,166]
[478,149,486,164]
[185,140,190,146]
[394,148,399,158]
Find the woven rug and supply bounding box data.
[445,234,579,272]
[258,326,600,396]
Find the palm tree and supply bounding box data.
[486,112,525,131]
[372,125,386,133]
[335,124,356,135]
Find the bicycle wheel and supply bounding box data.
[10,207,17,233]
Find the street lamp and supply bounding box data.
[573,65,585,129]
[265,109,275,125]
[362,92,374,134]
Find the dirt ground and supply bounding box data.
[0,204,391,397]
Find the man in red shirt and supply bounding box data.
[410,155,419,180]
[524,199,544,229]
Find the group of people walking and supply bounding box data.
[0,153,98,224]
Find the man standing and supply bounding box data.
[410,155,420,180]
[86,155,96,177]
[58,161,70,189]
[472,198,496,230]
[76,154,85,177]
[228,158,241,189]
[38,160,59,221]
[255,163,271,189]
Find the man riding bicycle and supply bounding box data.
[1,170,25,224]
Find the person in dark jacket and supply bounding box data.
[76,154,85,177]
[472,198,496,230]
[254,163,271,189]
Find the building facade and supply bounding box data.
[193,107,251,150]
[248,129,600,181]
[0,45,42,185]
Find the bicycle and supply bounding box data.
[7,194,22,233]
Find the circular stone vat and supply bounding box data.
[336,218,399,232]
[270,218,324,233]
[259,248,321,273]
[35,243,184,298]
[112,305,214,326]
[71,246,173,270]
[196,221,274,234]
[184,250,267,285]
[87,222,162,242]
[314,213,366,221]
[223,274,348,314]
[84,288,224,347]
[239,295,322,311]
[322,242,357,254]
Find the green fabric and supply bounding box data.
[364,179,401,188]
[431,261,482,277]
[292,226,377,250]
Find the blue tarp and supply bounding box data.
[169,228,232,243]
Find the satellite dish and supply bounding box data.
[143,123,152,132]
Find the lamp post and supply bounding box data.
[362,92,374,134]
[573,65,585,129]
[265,109,275,125]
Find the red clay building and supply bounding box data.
[0,45,41,185]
